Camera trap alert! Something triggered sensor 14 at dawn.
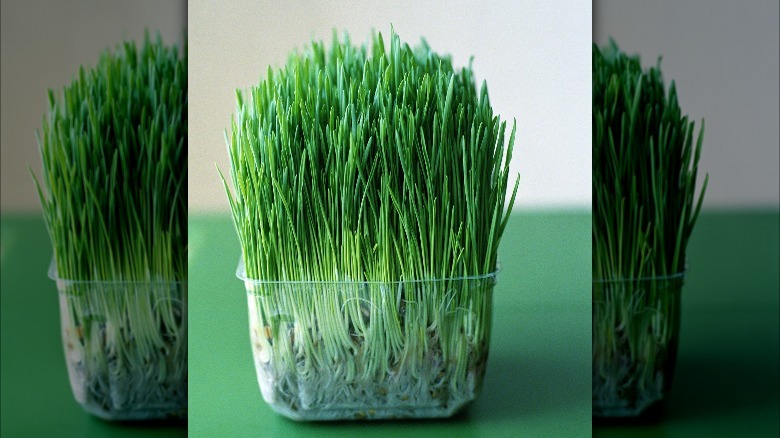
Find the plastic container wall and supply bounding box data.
[52,263,188,420]
[239,261,497,420]
[592,273,684,418]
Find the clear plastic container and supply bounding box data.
[592,272,684,418]
[50,262,188,420]
[238,260,498,420]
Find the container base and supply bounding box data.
[80,402,187,421]
[593,399,666,424]
[268,401,473,421]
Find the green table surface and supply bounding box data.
[1,211,591,437]
[186,211,592,437]
[594,210,780,437]
[0,215,186,437]
[3,210,778,437]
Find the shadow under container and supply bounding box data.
[50,263,188,420]
[592,273,685,418]
[238,261,498,420]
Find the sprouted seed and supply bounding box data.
[33,34,187,420]
[221,29,518,420]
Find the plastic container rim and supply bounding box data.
[236,257,501,285]
[48,259,187,286]
[592,268,686,285]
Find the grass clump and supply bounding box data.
[221,29,518,420]
[592,41,707,416]
[32,34,187,420]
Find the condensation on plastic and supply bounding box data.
[237,259,499,421]
[50,261,188,420]
[592,272,685,418]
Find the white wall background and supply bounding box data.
[0,0,186,212]
[595,0,780,208]
[4,1,775,212]
[189,0,592,212]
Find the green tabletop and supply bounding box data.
[187,211,593,437]
[594,210,780,437]
[0,215,186,437]
[4,210,777,436]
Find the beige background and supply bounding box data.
[189,0,592,212]
[595,0,780,208]
[0,0,185,212]
[3,1,778,212]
